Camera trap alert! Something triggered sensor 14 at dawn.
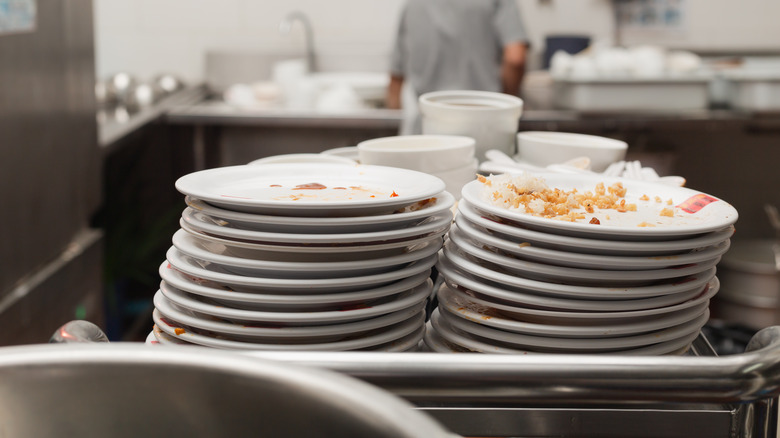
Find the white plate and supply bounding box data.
[166,246,437,293]
[154,290,425,340]
[458,199,734,256]
[429,309,700,356]
[439,247,717,300]
[462,173,738,239]
[458,199,735,256]
[437,285,710,338]
[145,330,160,345]
[456,209,731,270]
[159,279,432,324]
[437,304,708,352]
[179,219,449,254]
[440,280,718,326]
[160,261,431,311]
[175,164,446,216]
[171,228,442,279]
[367,324,426,352]
[423,321,477,353]
[185,192,455,234]
[153,306,426,351]
[181,207,453,246]
[174,229,443,263]
[437,256,713,312]
[446,230,722,285]
[153,325,192,345]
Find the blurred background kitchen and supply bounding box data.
[3,0,780,347]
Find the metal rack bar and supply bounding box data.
[244,327,780,437]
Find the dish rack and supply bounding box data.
[246,328,780,438]
[54,321,780,437]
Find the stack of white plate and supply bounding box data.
[148,163,454,351]
[425,172,738,355]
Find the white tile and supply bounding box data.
[93,0,140,30]
[137,0,244,31]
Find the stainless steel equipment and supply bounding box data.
[53,321,780,437]
[0,343,454,438]
[0,0,103,344]
[279,10,317,72]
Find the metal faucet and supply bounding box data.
[279,11,316,72]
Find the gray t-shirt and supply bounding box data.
[390,0,528,96]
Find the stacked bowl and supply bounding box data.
[426,171,737,355]
[150,163,454,351]
[357,135,478,198]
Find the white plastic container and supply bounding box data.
[552,76,710,111]
[724,71,780,111]
[418,90,523,162]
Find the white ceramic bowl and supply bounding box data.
[357,135,475,174]
[321,146,360,162]
[419,90,523,162]
[432,158,478,199]
[248,153,356,166]
[516,131,627,172]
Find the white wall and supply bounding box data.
[93,0,780,83]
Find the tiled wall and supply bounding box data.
[94,0,780,83]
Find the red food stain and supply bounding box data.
[293,183,327,190]
[390,191,399,198]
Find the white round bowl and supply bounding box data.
[249,153,356,166]
[419,90,523,162]
[432,158,478,199]
[516,131,628,172]
[357,135,475,174]
[321,146,360,162]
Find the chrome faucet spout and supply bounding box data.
[279,11,316,72]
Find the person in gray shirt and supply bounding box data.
[387,0,529,128]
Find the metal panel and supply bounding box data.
[0,0,99,295]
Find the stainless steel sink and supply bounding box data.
[0,344,452,437]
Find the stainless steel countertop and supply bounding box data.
[163,96,778,130]
[165,99,404,129]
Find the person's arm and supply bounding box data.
[501,42,527,96]
[386,74,404,109]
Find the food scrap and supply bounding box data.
[390,191,399,198]
[478,173,636,222]
[292,183,327,190]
